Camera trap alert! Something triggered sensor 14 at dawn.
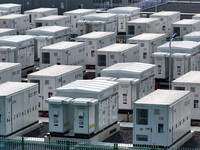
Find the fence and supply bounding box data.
[0,137,199,150]
[93,0,176,10]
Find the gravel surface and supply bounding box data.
[103,130,133,144]
[23,123,49,138]
[181,133,200,148]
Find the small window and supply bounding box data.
[42,52,50,64]
[110,55,114,59]
[128,26,135,35]
[160,18,163,21]
[3,21,6,25]
[190,87,195,92]
[143,53,147,59]
[54,53,58,57]
[183,27,187,30]
[98,55,106,66]
[89,41,92,45]
[0,114,2,123]
[138,26,141,29]
[162,26,166,31]
[45,80,49,85]
[141,43,144,47]
[158,124,164,133]
[154,109,160,115]
[194,100,199,108]
[91,50,95,57]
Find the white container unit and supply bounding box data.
[192,14,200,20]
[172,19,200,39]
[82,13,118,33]
[0,82,38,136]
[55,80,119,132]
[152,52,170,79]
[133,89,192,147]
[0,14,30,34]
[183,31,200,42]
[128,33,166,64]
[24,8,58,29]
[0,46,16,63]
[0,62,21,84]
[35,15,70,28]
[64,9,96,35]
[76,32,116,70]
[96,43,139,76]
[126,18,160,37]
[150,11,180,37]
[0,35,35,69]
[0,28,16,37]
[72,98,98,135]
[28,65,83,111]
[0,3,21,14]
[101,62,156,104]
[157,41,200,75]
[40,41,85,69]
[26,26,70,44]
[0,10,8,16]
[172,71,200,121]
[172,53,191,79]
[108,7,141,33]
[46,96,73,133]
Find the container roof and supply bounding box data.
[128,33,166,41]
[152,52,170,58]
[193,14,200,17]
[0,46,16,51]
[0,82,37,96]
[26,26,69,34]
[184,31,200,38]
[127,18,159,24]
[150,11,180,17]
[41,41,84,50]
[117,78,140,84]
[64,9,96,14]
[36,15,69,21]
[94,77,117,81]
[24,8,57,13]
[101,62,155,74]
[172,71,200,84]
[76,31,116,39]
[108,7,140,14]
[84,13,117,19]
[0,3,21,8]
[0,35,35,43]
[158,41,200,51]
[56,80,118,94]
[0,62,20,71]
[0,14,28,19]
[46,96,73,104]
[71,98,98,106]
[0,28,15,34]
[134,89,191,105]
[173,19,200,25]
[28,65,82,77]
[97,43,138,52]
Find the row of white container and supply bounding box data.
[46,79,118,135]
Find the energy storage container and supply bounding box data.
[0,28,16,37]
[40,41,85,69]
[26,26,70,44]
[35,15,70,28]
[0,14,30,34]
[0,35,35,69]
[82,13,118,33]
[28,65,83,111]
[150,11,180,37]
[172,71,200,121]
[133,89,192,147]
[172,53,191,79]
[55,80,119,132]
[76,32,116,70]
[0,3,21,14]
[128,33,166,64]
[152,52,170,79]
[0,46,16,63]
[72,98,98,135]
[24,8,58,29]
[63,9,96,35]
[157,41,200,73]
[192,14,200,20]
[96,43,139,76]
[101,62,156,100]
[172,19,200,39]
[108,7,141,33]
[126,18,160,37]
[46,96,73,133]
[0,62,21,84]
[0,82,38,136]
[183,31,200,42]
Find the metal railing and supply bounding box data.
[0,136,199,150]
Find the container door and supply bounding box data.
[18,47,26,69]
[27,44,34,67]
